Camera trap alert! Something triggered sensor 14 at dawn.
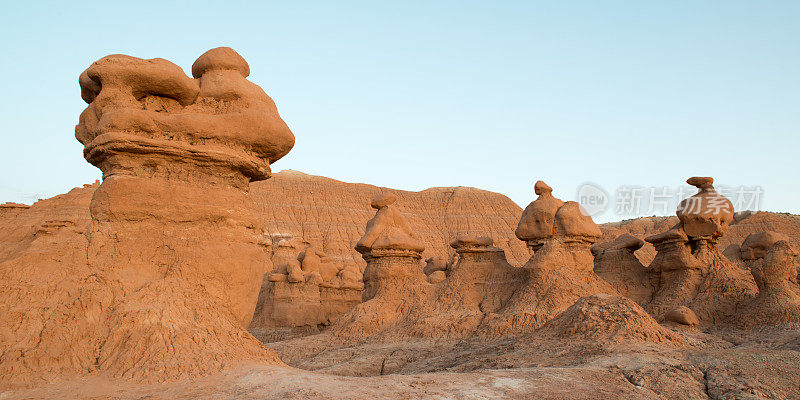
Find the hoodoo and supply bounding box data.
[355,193,426,301]
[646,177,757,323]
[1,47,296,385]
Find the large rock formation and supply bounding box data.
[1,47,293,387]
[734,238,800,327]
[515,180,564,253]
[248,237,363,342]
[78,47,294,327]
[641,177,757,323]
[592,233,655,305]
[483,183,615,334]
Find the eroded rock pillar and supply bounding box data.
[355,194,426,302]
[77,47,295,327]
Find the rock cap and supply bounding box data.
[192,47,250,78]
[371,193,397,209]
[534,180,553,196]
[686,176,714,189]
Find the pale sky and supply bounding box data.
[1,1,798,222]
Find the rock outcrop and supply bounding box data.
[328,181,616,342]
[592,233,655,305]
[329,195,430,339]
[249,238,363,342]
[515,180,564,253]
[735,241,800,327]
[482,183,614,334]
[1,47,292,386]
[644,177,757,323]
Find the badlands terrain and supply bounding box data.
[1,48,799,399]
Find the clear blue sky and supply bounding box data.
[1,1,798,222]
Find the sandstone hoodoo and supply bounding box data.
[484,183,615,334]
[326,194,431,339]
[515,180,564,253]
[736,240,800,327]
[1,47,295,386]
[80,46,295,375]
[77,46,295,326]
[356,193,426,301]
[645,176,757,323]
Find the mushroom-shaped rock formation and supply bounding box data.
[0,48,291,385]
[355,194,426,302]
[77,47,295,327]
[734,241,800,327]
[676,177,734,243]
[481,181,617,335]
[80,47,289,365]
[326,196,430,340]
[515,181,564,253]
[592,233,654,305]
[644,177,756,323]
[741,231,792,260]
[355,194,425,255]
[555,201,602,244]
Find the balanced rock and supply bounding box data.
[515,180,564,252]
[645,177,757,322]
[677,177,734,241]
[356,194,426,301]
[355,194,425,255]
